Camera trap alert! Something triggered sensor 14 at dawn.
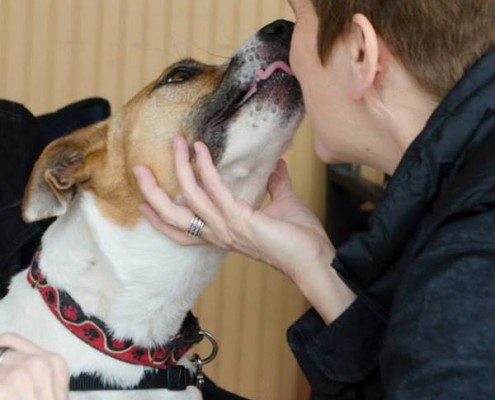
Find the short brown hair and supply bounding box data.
[311,0,495,99]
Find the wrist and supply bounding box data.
[295,249,357,325]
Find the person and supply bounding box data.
[0,333,69,400]
[132,0,495,399]
[3,0,495,398]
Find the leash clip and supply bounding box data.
[193,330,218,388]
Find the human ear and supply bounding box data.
[348,14,381,100]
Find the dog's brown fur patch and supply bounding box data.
[23,62,226,227]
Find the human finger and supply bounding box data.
[173,137,222,215]
[134,162,222,245]
[139,203,205,245]
[267,159,293,200]
[172,137,232,240]
[0,365,36,399]
[0,334,69,400]
[0,333,44,356]
[45,352,69,400]
[23,354,58,400]
[133,165,195,231]
[193,141,238,215]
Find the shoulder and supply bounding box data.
[428,207,495,248]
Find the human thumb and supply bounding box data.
[267,159,293,200]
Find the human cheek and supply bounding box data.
[289,26,303,79]
[290,29,314,106]
[291,19,317,80]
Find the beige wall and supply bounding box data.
[0,1,326,398]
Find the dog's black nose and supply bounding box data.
[259,20,294,44]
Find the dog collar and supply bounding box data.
[70,366,195,391]
[26,254,204,370]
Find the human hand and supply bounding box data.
[133,136,333,284]
[134,136,356,323]
[0,333,69,400]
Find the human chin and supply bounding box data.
[312,130,337,163]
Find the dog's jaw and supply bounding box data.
[192,38,303,165]
[190,32,303,206]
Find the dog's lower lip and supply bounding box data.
[209,60,294,127]
[208,89,250,127]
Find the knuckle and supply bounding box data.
[28,355,50,373]
[0,332,22,344]
[49,356,69,385]
[47,352,69,373]
[8,367,31,386]
[181,186,196,200]
[154,213,172,226]
[163,215,178,227]
[222,232,235,249]
[149,186,168,202]
[225,219,239,237]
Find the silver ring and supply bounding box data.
[186,214,205,238]
[0,346,10,365]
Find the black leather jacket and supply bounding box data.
[288,52,495,399]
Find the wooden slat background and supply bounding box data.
[0,1,326,398]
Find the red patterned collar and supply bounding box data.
[27,254,203,369]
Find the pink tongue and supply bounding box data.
[255,61,293,81]
[240,61,293,105]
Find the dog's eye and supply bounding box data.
[164,68,196,84]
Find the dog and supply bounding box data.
[0,19,303,399]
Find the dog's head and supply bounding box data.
[23,20,304,225]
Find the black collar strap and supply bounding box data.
[70,365,195,391]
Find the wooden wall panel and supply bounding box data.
[0,1,326,398]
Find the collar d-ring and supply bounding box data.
[193,330,218,388]
[196,330,218,366]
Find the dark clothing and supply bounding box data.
[288,51,495,399]
[0,98,111,297]
[0,101,46,295]
[202,377,251,400]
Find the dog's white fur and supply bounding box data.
[0,27,303,399]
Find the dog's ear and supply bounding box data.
[22,123,108,222]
